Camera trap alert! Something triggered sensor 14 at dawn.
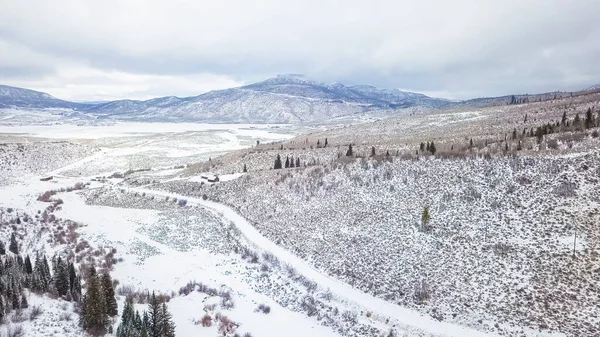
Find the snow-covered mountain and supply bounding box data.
[0,85,81,109]
[0,75,448,123]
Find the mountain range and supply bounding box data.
[0,75,448,123]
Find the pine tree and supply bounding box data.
[289,156,295,168]
[512,128,517,140]
[561,111,567,127]
[574,113,582,130]
[585,108,594,129]
[346,144,353,157]
[156,302,176,337]
[370,146,376,157]
[68,263,77,293]
[426,142,430,152]
[9,232,18,255]
[0,241,5,255]
[469,138,473,148]
[242,164,247,173]
[12,291,19,310]
[20,293,27,308]
[429,142,436,155]
[419,143,425,152]
[54,257,69,297]
[24,255,32,274]
[517,140,522,151]
[324,138,328,147]
[81,275,108,335]
[316,140,321,147]
[101,273,118,317]
[148,292,161,337]
[284,156,290,168]
[386,150,390,157]
[296,157,300,167]
[505,142,509,151]
[273,154,282,170]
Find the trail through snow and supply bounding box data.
[130,187,496,337]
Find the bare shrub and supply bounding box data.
[58,312,72,321]
[11,310,26,323]
[413,280,432,303]
[547,139,559,150]
[29,305,43,321]
[554,181,577,198]
[199,314,212,327]
[492,242,512,256]
[7,324,25,337]
[217,314,238,335]
[342,310,358,323]
[300,295,318,317]
[256,304,271,314]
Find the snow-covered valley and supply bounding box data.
[0,93,599,337]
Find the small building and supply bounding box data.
[207,176,220,183]
[39,176,53,181]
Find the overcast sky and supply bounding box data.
[1,0,599,101]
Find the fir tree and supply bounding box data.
[469,138,473,148]
[284,156,290,168]
[512,128,517,140]
[346,144,353,157]
[517,140,522,151]
[148,292,161,337]
[561,111,567,127]
[324,138,328,147]
[296,157,300,167]
[0,241,5,255]
[371,146,376,157]
[429,142,436,155]
[20,293,27,309]
[273,154,282,170]
[0,296,4,321]
[81,274,108,335]
[102,273,118,317]
[573,113,582,130]
[419,142,425,152]
[585,108,594,129]
[385,150,390,157]
[289,156,295,168]
[242,164,247,173]
[12,291,19,310]
[68,263,77,293]
[9,232,18,255]
[24,255,32,274]
[426,142,430,152]
[54,257,69,297]
[158,302,176,337]
[316,140,320,147]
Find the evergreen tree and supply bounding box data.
[429,142,436,155]
[585,108,594,129]
[561,111,567,126]
[273,154,282,170]
[81,275,108,335]
[24,255,32,274]
[0,296,4,321]
[421,207,431,231]
[426,142,430,152]
[573,113,582,130]
[68,263,77,293]
[289,156,295,168]
[0,241,5,255]
[371,146,376,157]
[54,257,69,297]
[284,156,290,168]
[324,138,328,147]
[296,157,300,167]
[158,302,176,337]
[101,273,118,317]
[242,164,247,173]
[346,144,353,157]
[317,140,321,147]
[419,143,425,152]
[148,292,161,337]
[469,138,473,148]
[12,291,19,310]
[512,128,517,140]
[517,141,522,151]
[505,142,509,151]
[386,150,390,157]
[20,293,27,309]
[8,233,18,255]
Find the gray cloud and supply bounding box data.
[0,0,599,100]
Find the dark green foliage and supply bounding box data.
[0,242,5,255]
[561,111,567,126]
[81,274,108,335]
[101,273,118,317]
[324,138,328,147]
[24,255,32,274]
[284,156,290,168]
[296,157,300,167]
[419,143,425,152]
[371,146,376,157]
[158,302,176,337]
[469,138,473,148]
[512,128,517,140]
[273,154,282,169]
[20,293,27,308]
[148,292,161,337]
[585,108,594,129]
[289,156,295,168]
[9,232,18,255]
[243,164,247,173]
[346,144,353,157]
[54,257,69,297]
[429,142,436,155]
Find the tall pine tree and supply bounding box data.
[102,273,118,317]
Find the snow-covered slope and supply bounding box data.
[1,75,448,123]
[0,85,81,109]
